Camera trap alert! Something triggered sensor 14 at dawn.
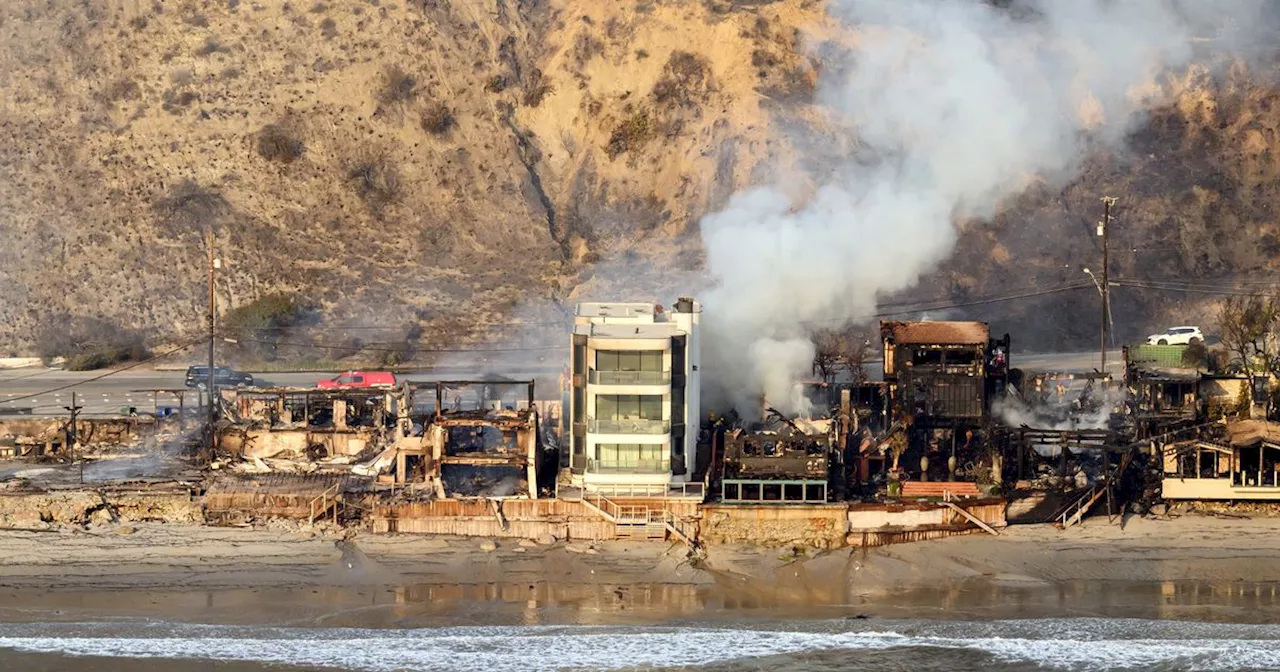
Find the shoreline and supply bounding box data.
[1,514,1279,627]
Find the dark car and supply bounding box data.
[185,365,254,389]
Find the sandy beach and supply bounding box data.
[1,514,1280,671]
[1,513,1278,624]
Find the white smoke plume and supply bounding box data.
[700,0,1271,416]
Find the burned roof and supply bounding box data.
[882,321,989,345]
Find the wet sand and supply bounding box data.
[2,516,1280,671]
[0,514,1278,626]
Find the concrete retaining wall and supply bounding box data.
[699,504,849,549]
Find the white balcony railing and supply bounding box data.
[588,369,671,385]
[587,417,670,434]
[586,458,671,474]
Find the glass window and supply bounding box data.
[639,395,662,420]
[595,395,663,420]
[597,443,666,470]
[595,350,663,371]
[618,351,640,371]
[596,395,618,419]
[913,350,942,366]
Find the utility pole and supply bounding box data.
[1098,197,1116,380]
[64,391,82,483]
[206,221,218,454]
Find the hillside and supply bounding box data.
[0,0,1277,359]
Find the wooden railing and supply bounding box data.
[308,482,341,523]
[1056,484,1104,528]
[581,491,621,523]
[662,509,697,547]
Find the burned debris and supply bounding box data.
[5,298,1279,548]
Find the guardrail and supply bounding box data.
[588,369,671,385]
[308,482,341,523]
[586,458,670,474]
[587,418,670,434]
[585,482,705,499]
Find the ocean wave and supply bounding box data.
[0,618,1277,671]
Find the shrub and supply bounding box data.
[195,38,230,57]
[346,155,403,216]
[37,314,150,371]
[605,111,653,159]
[522,68,553,107]
[257,124,304,163]
[152,180,230,234]
[484,74,508,93]
[420,102,454,135]
[376,65,417,107]
[652,50,711,106]
[320,16,337,39]
[222,293,320,362]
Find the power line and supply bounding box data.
[233,337,563,354]
[1113,279,1280,298]
[794,282,1095,327]
[872,282,1095,317]
[2,341,201,405]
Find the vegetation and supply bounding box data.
[652,51,711,106]
[1217,295,1280,378]
[811,327,876,383]
[420,102,455,135]
[605,111,653,159]
[379,323,424,367]
[151,180,231,237]
[522,68,554,107]
[36,314,149,371]
[222,293,320,362]
[256,124,304,163]
[376,65,417,107]
[346,155,403,216]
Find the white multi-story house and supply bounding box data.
[568,297,701,495]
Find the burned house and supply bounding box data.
[1162,421,1280,501]
[218,386,404,463]
[880,321,1010,483]
[1122,344,1258,438]
[411,380,550,499]
[881,320,1009,426]
[719,411,837,503]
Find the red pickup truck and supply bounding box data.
[316,371,397,389]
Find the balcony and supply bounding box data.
[588,369,671,385]
[586,458,671,474]
[587,417,670,434]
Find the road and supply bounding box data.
[0,365,564,418]
[0,351,1118,418]
[1014,349,1122,376]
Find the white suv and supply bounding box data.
[1145,326,1203,346]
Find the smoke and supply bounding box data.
[699,0,1272,416]
[993,386,1125,434]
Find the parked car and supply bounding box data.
[184,365,255,389]
[1145,326,1204,346]
[316,371,397,389]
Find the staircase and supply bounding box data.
[1056,448,1139,529]
[1055,484,1105,528]
[308,482,342,524]
[580,492,682,541]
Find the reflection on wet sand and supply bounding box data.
[5,577,1280,629]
